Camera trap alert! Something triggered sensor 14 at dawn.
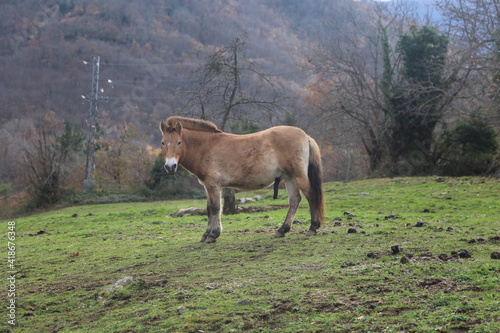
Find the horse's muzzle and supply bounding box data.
[164,158,178,175]
[164,163,177,175]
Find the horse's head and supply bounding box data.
[159,119,183,175]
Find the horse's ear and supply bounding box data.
[160,120,168,133]
[175,120,182,134]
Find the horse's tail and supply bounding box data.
[307,137,325,226]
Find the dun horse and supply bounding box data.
[159,116,325,243]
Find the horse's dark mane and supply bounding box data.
[167,116,223,133]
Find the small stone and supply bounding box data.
[239,198,254,204]
[171,207,207,217]
[236,299,252,306]
[98,277,135,302]
[177,306,187,312]
[391,245,400,255]
[414,221,426,227]
[491,252,500,260]
[340,261,356,268]
[458,249,471,258]
[114,276,134,288]
[437,253,449,261]
[347,228,357,234]
[400,256,411,264]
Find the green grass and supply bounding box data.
[2,177,500,332]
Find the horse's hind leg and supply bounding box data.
[294,176,321,236]
[275,180,301,238]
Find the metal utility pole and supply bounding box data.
[84,55,100,191]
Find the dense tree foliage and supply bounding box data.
[388,26,449,175]
[438,117,498,176]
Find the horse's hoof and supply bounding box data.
[200,235,207,242]
[274,232,285,238]
[204,237,217,243]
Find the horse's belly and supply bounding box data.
[223,170,279,190]
[217,147,284,189]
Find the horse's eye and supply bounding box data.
[161,141,165,146]
[177,141,182,146]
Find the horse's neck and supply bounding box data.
[181,130,215,175]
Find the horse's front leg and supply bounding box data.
[201,184,222,243]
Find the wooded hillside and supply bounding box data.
[0,0,498,209]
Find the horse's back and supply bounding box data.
[218,126,309,156]
[248,125,309,148]
[206,126,312,189]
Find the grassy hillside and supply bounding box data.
[3,177,500,332]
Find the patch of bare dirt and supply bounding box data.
[418,278,458,293]
[378,306,413,316]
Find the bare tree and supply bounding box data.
[187,35,289,128]
[21,121,84,207]
[437,0,500,123]
[307,1,416,174]
[186,35,290,214]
